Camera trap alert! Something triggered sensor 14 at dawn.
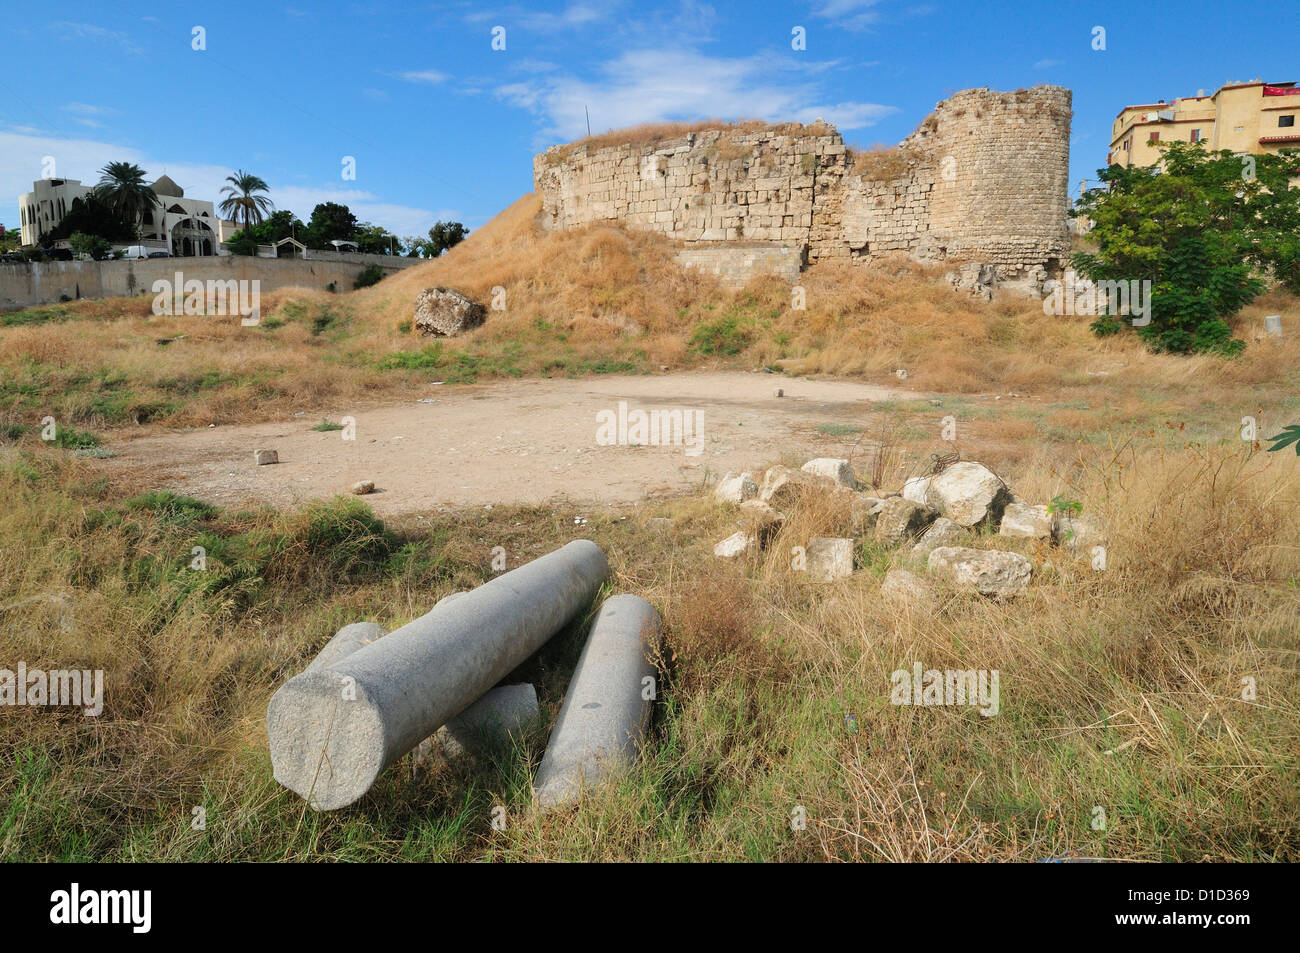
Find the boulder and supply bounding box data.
[881,568,933,607]
[850,496,886,534]
[1052,513,1106,552]
[927,546,1032,598]
[801,458,858,488]
[713,532,754,558]
[902,476,931,504]
[253,449,278,465]
[806,537,854,582]
[999,502,1051,539]
[912,516,965,555]
[875,497,938,544]
[923,462,1012,528]
[413,286,487,336]
[714,471,759,505]
[758,465,820,506]
[352,480,376,496]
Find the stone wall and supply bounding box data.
[0,253,419,311]
[673,244,804,287]
[534,86,1072,284]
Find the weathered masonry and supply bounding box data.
[534,85,1072,287]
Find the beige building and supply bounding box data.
[17,173,222,255]
[1109,80,1300,178]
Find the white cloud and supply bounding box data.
[50,21,142,56]
[398,70,448,84]
[811,0,885,30]
[62,103,117,117]
[1033,59,1063,69]
[463,1,618,31]
[496,48,897,144]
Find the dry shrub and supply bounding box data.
[662,565,776,687]
[853,145,915,182]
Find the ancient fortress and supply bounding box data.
[534,85,1072,290]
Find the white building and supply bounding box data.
[17,177,89,246]
[17,174,222,256]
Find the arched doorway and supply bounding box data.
[171,218,215,257]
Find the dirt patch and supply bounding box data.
[103,372,910,514]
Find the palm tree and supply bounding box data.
[218,171,274,232]
[92,161,157,240]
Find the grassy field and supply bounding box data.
[1,202,1298,861]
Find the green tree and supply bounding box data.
[47,195,135,244]
[304,202,359,249]
[68,232,113,260]
[1074,141,1300,355]
[91,161,157,240]
[218,170,275,231]
[353,222,402,255]
[424,220,469,257]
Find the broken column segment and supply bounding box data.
[416,683,540,763]
[533,593,661,809]
[267,539,608,810]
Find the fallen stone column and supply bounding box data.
[416,683,540,763]
[533,594,660,809]
[303,611,538,767]
[268,540,608,810]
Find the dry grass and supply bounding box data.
[1,192,1298,861]
[852,145,916,182]
[553,119,834,157]
[4,196,1296,459]
[1,435,1295,861]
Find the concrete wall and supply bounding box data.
[534,86,1072,282]
[0,253,418,311]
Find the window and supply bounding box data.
[1281,115,1296,128]
[1149,131,1160,142]
[1190,129,1202,142]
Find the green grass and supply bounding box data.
[311,419,345,432]
[0,449,1295,862]
[0,307,73,328]
[817,423,861,436]
[690,314,754,356]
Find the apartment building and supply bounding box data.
[1108,80,1299,176]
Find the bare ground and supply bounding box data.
[103,371,910,514]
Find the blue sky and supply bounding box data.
[3,0,1297,238]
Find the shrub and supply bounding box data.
[690,314,753,356]
[353,264,385,289]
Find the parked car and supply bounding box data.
[120,245,155,260]
[38,247,74,261]
[147,251,170,258]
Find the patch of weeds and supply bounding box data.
[377,344,444,371]
[311,419,345,432]
[124,490,218,526]
[0,307,71,328]
[52,427,100,450]
[817,423,861,436]
[690,314,754,357]
[570,359,641,376]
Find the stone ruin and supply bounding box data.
[534,85,1073,294]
